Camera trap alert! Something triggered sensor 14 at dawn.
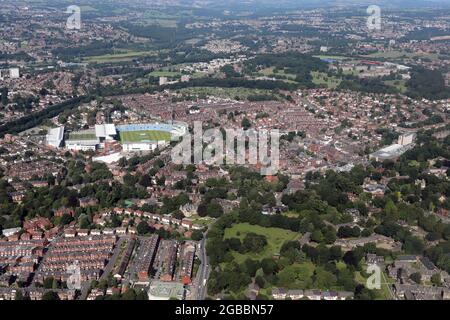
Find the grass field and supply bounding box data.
[223,223,299,263]
[149,70,182,77]
[356,264,396,300]
[178,86,283,101]
[120,130,171,143]
[189,215,215,227]
[313,55,350,61]
[311,71,342,89]
[68,133,97,140]
[258,67,297,83]
[84,50,155,63]
[384,79,408,93]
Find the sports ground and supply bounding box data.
[68,133,97,141]
[119,130,172,143]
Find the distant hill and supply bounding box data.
[172,0,450,9]
[38,0,450,11]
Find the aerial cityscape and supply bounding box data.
[0,0,449,305]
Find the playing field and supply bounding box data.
[119,130,171,143]
[223,223,299,263]
[68,133,97,140]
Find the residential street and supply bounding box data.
[78,236,126,300]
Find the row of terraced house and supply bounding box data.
[33,235,117,285]
[106,207,202,230]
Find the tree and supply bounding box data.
[255,275,266,289]
[403,236,425,254]
[15,290,25,300]
[191,230,203,241]
[43,277,54,289]
[172,210,185,220]
[121,289,137,300]
[343,250,363,268]
[136,289,148,300]
[118,157,127,167]
[338,226,361,238]
[59,213,74,226]
[384,199,399,220]
[52,278,59,289]
[206,200,224,218]
[123,173,138,186]
[39,88,49,96]
[137,221,150,235]
[410,272,422,284]
[1,87,8,105]
[242,233,267,253]
[314,267,337,289]
[261,258,278,275]
[79,215,90,229]
[431,273,441,286]
[42,291,60,300]
[354,284,376,300]
[98,279,108,292]
[241,117,251,130]
[311,230,324,243]
[406,67,449,100]
[139,174,152,188]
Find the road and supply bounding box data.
[195,231,211,300]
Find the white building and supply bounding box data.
[370,144,407,162]
[64,124,117,151]
[45,126,65,149]
[159,76,168,86]
[2,227,22,237]
[95,124,117,141]
[66,140,99,151]
[65,128,103,151]
[122,141,158,152]
[398,133,415,146]
[93,152,123,164]
[9,68,20,79]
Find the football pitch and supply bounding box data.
[68,133,97,140]
[120,130,172,143]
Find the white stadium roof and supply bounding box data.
[46,126,64,148]
[95,124,117,138]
